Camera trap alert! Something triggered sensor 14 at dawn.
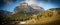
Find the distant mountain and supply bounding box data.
[0,10,12,17]
[13,2,44,14]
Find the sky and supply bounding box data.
[0,0,60,12]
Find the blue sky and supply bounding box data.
[0,0,60,12]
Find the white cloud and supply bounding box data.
[25,0,36,5]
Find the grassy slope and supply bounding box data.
[4,12,35,21]
[26,8,60,25]
[3,8,60,25]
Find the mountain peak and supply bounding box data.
[13,2,44,14]
[20,2,28,6]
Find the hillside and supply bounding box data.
[4,12,33,21]
[26,8,60,24]
[2,8,60,25]
[0,10,12,24]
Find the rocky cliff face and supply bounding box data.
[13,2,44,14]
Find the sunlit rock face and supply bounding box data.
[13,2,44,14]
